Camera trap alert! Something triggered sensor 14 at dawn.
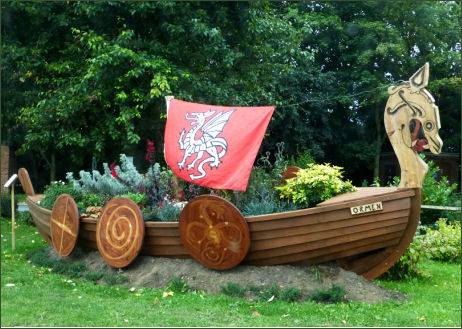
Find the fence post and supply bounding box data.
[4,174,18,252]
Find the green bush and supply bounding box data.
[390,158,460,225]
[16,211,33,225]
[276,163,356,207]
[102,273,128,286]
[116,192,147,207]
[290,150,315,169]
[77,193,105,209]
[221,283,246,298]
[310,285,346,304]
[83,271,105,283]
[280,287,302,302]
[168,277,190,293]
[1,195,17,217]
[40,181,83,209]
[16,193,27,203]
[421,219,461,263]
[152,201,181,222]
[382,231,427,280]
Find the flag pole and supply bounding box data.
[164,96,182,200]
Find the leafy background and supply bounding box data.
[1,0,460,190]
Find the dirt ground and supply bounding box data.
[56,247,404,304]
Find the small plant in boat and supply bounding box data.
[116,192,148,208]
[150,200,182,222]
[276,163,356,207]
[40,181,83,209]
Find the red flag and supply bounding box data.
[164,99,274,191]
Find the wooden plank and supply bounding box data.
[318,187,403,205]
[145,221,180,229]
[81,223,96,232]
[362,188,422,280]
[248,197,410,232]
[338,248,394,275]
[79,238,97,250]
[251,209,409,240]
[28,195,45,204]
[145,227,180,237]
[141,244,188,256]
[250,216,408,251]
[17,168,35,196]
[143,236,181,246]
[246,188,414,224]
[421,205,461,211]
[247,232,402,266]
[247,222,406,260]
[80,230,96,242]
[299,239,399,266]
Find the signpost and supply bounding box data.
[4,174,18,251]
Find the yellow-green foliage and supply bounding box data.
[276,163,356,207]
[421,219,461,263]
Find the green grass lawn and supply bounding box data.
[1,218,460,327]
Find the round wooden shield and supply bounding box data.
[96,198,145,268]
[281,166,301,182]
[50,194,80,257]
[179,195,250,270]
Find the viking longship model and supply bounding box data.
[19,63,443,280]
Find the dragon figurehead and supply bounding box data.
[384,63,443,188]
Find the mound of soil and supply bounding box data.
[53,247,404,304]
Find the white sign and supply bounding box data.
[3,174,18,188]
[350,201,383,215]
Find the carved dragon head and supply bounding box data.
[384,63,443,188]
[385,63,442,154]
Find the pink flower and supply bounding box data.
[110,162,118,178]
[145,139,155,163]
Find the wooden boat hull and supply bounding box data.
[27,187,420,280]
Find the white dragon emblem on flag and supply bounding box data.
[178,110,234,180]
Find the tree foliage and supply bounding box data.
[1,0,460,187]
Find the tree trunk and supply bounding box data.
[373,104,383,182]
[50,152,56,182]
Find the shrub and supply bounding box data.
[258,284,281,301]
[382,232,427,280]
[16,193,27,203]
[16,211,33,225]
[280,287,302,302]
[421,219,461,263]
[77,193,105,209]
[40,181,82,209]
[116,192,148,207]
[83,271,105,283]
[290,150,315,169]
[168,277,190,293]
[1,195,17,217]
[151,201,181,222]
[389,158,460,225]
[421,160,460,221]
[221,283,246,298]
[310,285,346,304]
[102,273,128,285]
[276,163,356,207]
